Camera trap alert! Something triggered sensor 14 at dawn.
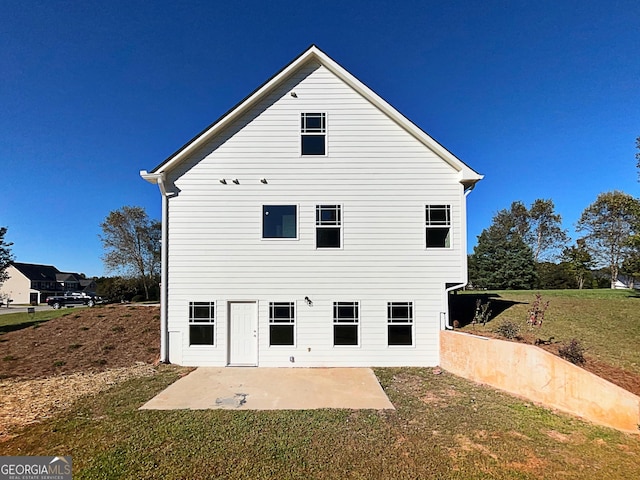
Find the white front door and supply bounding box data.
[228,302,258,366]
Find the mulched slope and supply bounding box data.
[0,305,160,380]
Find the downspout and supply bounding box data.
[140,170,173,363]
[441,184,477,330]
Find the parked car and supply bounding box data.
[45,291,100,309]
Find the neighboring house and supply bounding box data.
[0,262,94,304]
[141,45,483,367]
[56,272,80,291]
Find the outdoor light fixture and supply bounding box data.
[232,179,240,184]
[290,91,297,97]
[260,178,268,184]
[219,179,227,184]
[304,296,313,306]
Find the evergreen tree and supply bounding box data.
[469,221,538,289]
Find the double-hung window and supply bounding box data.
[425,205,451,248]
[333,301,359,346]
[387,302,413,346]
[301,112,326,155]
[263,205,297,239]
[189,301,215,345]
[316,204,342,248]
[269,302,295,346]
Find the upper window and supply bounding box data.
[387,302,413,346]
[269,302,295,346]
[263,205,297,239]
[426,205,451,248]
[189,301,215,346]
[301,113,326,156]
[316,205,342,248]
[333,301,359,346]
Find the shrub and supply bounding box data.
[472,299,492,325]
[495,320,521,339]
[558,338,586,365]
[527,293,549,327]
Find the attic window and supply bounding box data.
[301,113,326,156]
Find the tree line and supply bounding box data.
[469,192,640,290]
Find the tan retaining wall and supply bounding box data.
[440,330,640,433]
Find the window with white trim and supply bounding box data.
[316,204,341,248]
[301,112,326,155]
[333,301,359,346]
[387,302,413,346]
[263,205,297,239]
[189,302,215,345]
[269,302,295,346]
[426,205,451,248]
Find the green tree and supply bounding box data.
[0,227,14,287]
[561,239,594,289]
[99,206,161,300]
[95,276,141,302]
[535,262,575,289]
[494,199,568,262]
[469,219,538,290]
[576,191,640,289]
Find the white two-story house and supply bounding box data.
[141,45,482,367]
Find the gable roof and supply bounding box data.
[142,45,483,187]
[11,262,60,282]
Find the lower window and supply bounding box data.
[387,302,413,346]
[269,302,295,346]
[333,302,359,346]
[189,301,215,345]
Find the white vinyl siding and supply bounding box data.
[163,62,467,367]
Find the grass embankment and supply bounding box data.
[455,289,640,375]
[0,308,76,333]
[1,366,639,479]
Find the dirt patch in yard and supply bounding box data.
[0,304,161,438]
[0,304,159,380]
[0,364,157,440]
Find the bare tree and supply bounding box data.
[99,206,160,300]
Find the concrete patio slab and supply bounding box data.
[140,367,395,411]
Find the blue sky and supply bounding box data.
[1,0,638,277]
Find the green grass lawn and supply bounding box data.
[0,308,77,333]
[454,289,640,374]
[1,366,639,479]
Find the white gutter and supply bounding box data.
[140,170,172,363]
